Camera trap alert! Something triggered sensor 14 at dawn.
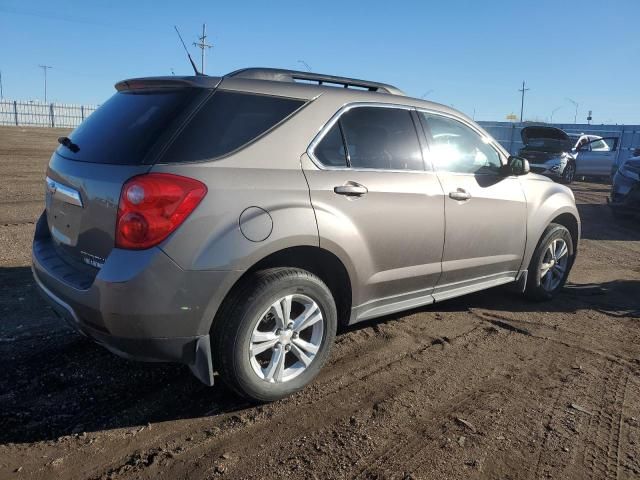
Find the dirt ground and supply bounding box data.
[0,125,639,480]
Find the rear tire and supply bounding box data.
[212,268,337,402]
[525,223,574,301]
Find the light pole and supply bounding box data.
[566,97,578,124]
[550,106,563,124]
[421,89,434,99]
[0,70,3,99]
[39,65,52,102]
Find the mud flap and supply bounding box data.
[190,335,215,386]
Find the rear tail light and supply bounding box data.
[116,173,207,249]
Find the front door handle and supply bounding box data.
[334,182,368,197]
[449,188,471,201]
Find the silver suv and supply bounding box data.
[32,68,580,401]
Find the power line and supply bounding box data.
[38,65,52,102]
[193,24,213,74]
[518,81,530,123]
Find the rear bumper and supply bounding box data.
[34,272,214,384]
[31,212,240,385]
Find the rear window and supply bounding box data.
[161,91,305,163]
[58,89,198,164]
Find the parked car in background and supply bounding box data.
[610,154,640,218]
[32,68,580,402]
[518,126,577,184]
[570,133,620,179]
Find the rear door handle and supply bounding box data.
[334,182,368,197]
[449,188,471,201]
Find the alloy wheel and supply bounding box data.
[540,238,569,291]
[249,294,324,383]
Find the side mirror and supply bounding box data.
[503,156,530,176]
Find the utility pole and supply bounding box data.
[518,81,530,123]
[39,65,52,102]
[193,24,213,74]
[0,70,3,99]
[566,98,578,124]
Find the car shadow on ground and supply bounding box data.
[577,203,640,241]
[1,267,638,445]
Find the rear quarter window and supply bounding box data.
[161,91,306,163]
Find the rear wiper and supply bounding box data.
[57,136,80,153]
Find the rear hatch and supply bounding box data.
[44,79,214,271]
[518,126,573,162]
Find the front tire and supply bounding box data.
[525,224,574,301]
[212,268,337,402]
[560,161,576,184]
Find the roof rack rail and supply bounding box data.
[225,68,405,96]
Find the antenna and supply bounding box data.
[174,26,201,76]
[193,24,213,74]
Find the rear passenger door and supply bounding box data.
[418,112,527,300]
[302,104,445,321]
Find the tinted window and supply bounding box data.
[420,113,501,174]
[58,90,197,164]
[314,123,348,167]
[163,91,305,163]
[339,107,424,170]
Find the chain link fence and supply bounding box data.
[0,100,98,128]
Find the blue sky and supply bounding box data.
[1,0,638,124]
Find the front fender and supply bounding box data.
[520,176,581,271]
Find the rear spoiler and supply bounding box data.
[115,76,222,91]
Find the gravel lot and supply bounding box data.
[1,126,639,480]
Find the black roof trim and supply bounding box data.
[115,76,222,91]
[225,68,405,96]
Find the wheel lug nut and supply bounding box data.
[275,329,282,335]
[285,344,291,352]
[287,322,294,329]
[292,332,299,339]
[275,342,282,349]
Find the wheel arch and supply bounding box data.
[211,246,354,331]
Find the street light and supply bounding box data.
[550,106,563,124]
[421,89,434,99]
[566,97,579,124]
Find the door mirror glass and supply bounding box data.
[505,156,530,176]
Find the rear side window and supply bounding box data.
[163,91,305,163]
[312,106,424,171]
[58,90,198,164]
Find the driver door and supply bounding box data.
[575,137,619,177]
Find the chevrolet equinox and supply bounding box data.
[32,68,580,401]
